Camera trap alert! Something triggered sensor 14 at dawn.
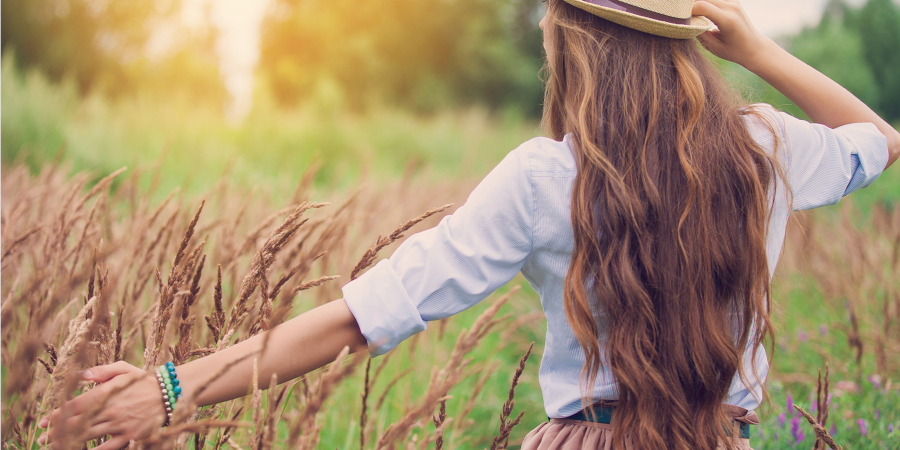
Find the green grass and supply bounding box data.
[1,55,541,204]
[3,54,899,449]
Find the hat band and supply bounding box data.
[580,0,693,25]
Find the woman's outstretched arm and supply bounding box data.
[39,299,367,448]
[693,0,900,169]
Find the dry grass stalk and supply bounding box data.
[350,204,453,280]
[431,399,448,450]
[174,254,206,364]
[205,265,226,344]
[794,405,843,450]
[490,342,533,450]
[360,358,372,450]
[813,363,830,450]
[268,252,323,302]
[285,346,364,450]
[213,406,245,450]
[143,201,206,370]
[1,225,44,262]
[46,297,96,409]
[375,287,518,450]
[259,374,286,450]
[249,359,263,448]
[220,202,326,348]
[72,167,128,214]
[144,419,249,446]
[375,367,416,412]
[454,362,498,433]
[192,405,222,450]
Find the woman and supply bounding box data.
[41,0,899,448]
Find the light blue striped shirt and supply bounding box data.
[342,105,888,418]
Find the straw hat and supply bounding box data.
[562,0,713,39]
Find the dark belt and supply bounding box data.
[556,406,752,439]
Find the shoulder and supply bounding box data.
[739,103,787,139]
[511,135,577,177]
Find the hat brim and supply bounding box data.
[562,0,713,39]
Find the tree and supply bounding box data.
[257,0,545,115]
[851,0,900,121]
[1,0,178,94]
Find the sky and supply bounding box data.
[188,0,868,120]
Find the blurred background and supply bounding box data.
[3,2,900,448]
[3,0,898,198]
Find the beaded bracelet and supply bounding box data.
[154,361,182,426]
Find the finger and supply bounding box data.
[696,30,724,50]
[78,420,121,442]
[84,360,137,383]
[692,1,727,24]
[696,0,735,10]
[92,435,132,450]
[63,376,121,416]
[45,412,92,445]
[47,377,116,419]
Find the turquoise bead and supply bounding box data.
[174,386,182,394]
[166,362,174,369]
[172,378,179,386]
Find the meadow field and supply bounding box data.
[3,51,900,450]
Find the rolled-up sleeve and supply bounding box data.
[342,146,535,356]
[774,111,889,211]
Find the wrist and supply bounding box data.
[154,362,183,425]
[740,37,781,75]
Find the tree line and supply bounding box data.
[2,0,898,121]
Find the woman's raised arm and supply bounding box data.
[693,0,900,169]
[39,299,367,449]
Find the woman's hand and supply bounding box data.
[38,361,165,450]
[693,0,899,168]
[692,0,773,70]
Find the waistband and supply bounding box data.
[555,403,757,439]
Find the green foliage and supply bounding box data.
[258,0,545,116]
[1,0,172,92]
[731,0,900,124]
[0,0,227,104]
[0,55,540,199]
[851,0,900,120]
[791,17,880,108]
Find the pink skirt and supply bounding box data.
[521,405,758,450]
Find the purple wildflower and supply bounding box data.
[819,324,828,336]
[868,374,882,389]
[858,419,868,436]
[778,412,786,428]
[888,423,893,434]
[787,393,794,413]
[875,409,880,420]
[791,416,802,442]
[798,331,809,342]
[830,424,836,436]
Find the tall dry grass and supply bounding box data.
[0,163,534,449]
[2,161,898,448]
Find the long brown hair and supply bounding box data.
[543,2,781,448]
